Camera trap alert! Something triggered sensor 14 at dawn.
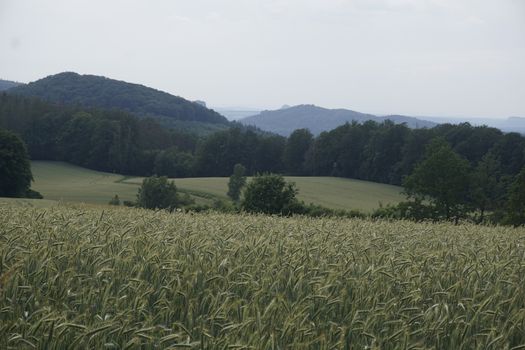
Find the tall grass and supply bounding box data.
[0,206,524,349]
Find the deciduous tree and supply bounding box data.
[504,166,525,226]
[403,138,470,223]
[137,176,181,211]
[0,129,33,197]
[227,163,246,202]
[241,173,299,215]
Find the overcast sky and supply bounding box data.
[0,0,524,117]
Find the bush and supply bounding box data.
[108,194,120,206]
[241,174,299,215]
[371,200,441,221]
[301,203,365,219]
[25,189,43,199]
[137,176,182,211]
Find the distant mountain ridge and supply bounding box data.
[8,72,229,127]
[0,79,23,91]
[239,104,437,136]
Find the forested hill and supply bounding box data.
[0,79,23,91]
[8,72,228,126]
[239,105,437,136]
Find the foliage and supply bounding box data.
[193,128,285,176]
[282,128,313,175]
[3,89,525,225]
[3,91,525,199]
[108,194,120,206]
[0,128,33,197]
[0,93,199,175]
[372,200,436,221]
[24,188,43,199]
[296,202,365,218]
[153,148,194,178]
[403,138,471,222]
[241,173,299,215]
[227,163,246,202]
[504,166,525,226]
[470,153,506,222]
[136,176,190,211]
[122,200,136,207]
[1,206,525,348]
[9,72,228,124]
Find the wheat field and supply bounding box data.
[1,205,524,349]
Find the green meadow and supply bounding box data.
[30,161,405,212]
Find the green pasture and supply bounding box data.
[31,161,139,204]
[29,161,405,211]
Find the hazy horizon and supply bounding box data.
[1,0,524,118]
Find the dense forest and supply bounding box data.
[2,92,524,182]
[0,94,198,175]
[8,72,229,134]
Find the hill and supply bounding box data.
[8,72,229,128]
[0,79,22,91]
[30,161,405,211]
[239,104,437,136]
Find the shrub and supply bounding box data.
[108,194,121,206]
[241,173,299,215]
[137,176,182,211]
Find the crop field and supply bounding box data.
[31,161,405,211]
[1,205,524,349]
[0,197,58,208]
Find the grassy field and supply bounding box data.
[1,205,524,348]
[31,161,139,204]
[31,161,405,211]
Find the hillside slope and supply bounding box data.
[31,161,404,211]
[8,72,229,126]
[0,79,22,91]
[240,104,437,136]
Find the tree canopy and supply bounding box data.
[504,167,525,226]
[0,128,33,197]
[9,72,228,125]
[282,128,313,175]
[227,163,247,202]
[136,176,181,211]
[403,138,471,222]
[241,174,299,215]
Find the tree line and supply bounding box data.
[2,93,524,184]
[1,92,525,224]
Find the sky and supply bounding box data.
[0,0,524,118]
